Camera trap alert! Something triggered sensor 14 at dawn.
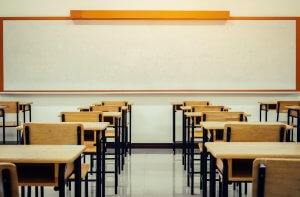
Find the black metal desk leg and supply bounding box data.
[129,107,132,155]
[102,131,106,197]
[2,109,6,144]
[259,104,262,122]
[210,154,216,197]
[172,105,176,155]
[96,131,102,197]
[74,157,82,197]
[58,164,66,197]
[191,118,195,195]
[202,128,208,197]
[222,159,228,197]
[23,108,26,123]
[115,118,119,194]
[29,105,32,122]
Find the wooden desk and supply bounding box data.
[258,101,277,122]
[287,106,300,142]
[171,102,183,155]
[0,106,7,144]
[199,121,288,197]
[205,142,300,197]
[0,145,85,197]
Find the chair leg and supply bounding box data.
[218,177,222,197]
[238,182,242,197]
[244,182,247,194]
[35,187,38,197]
[40,187,44,197]
[27,186,31,197]
[21,186,25,197]
[68,180,71,191]
[85,176,89,197]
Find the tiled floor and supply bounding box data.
[28,149,251,197]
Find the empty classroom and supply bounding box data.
[1,1,300,197]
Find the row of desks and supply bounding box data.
[198,120,300,197]
[0,122,110,197]
[205,142,300,197]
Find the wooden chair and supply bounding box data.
[188,111,245,194]
[218,123,286,197]
[61,111,120,194]
[22,122,88,197]
[0,163,19,197]
[276,101,300,122]
[0,102,20,144]
[192,105,224,127]
[252,158,300,197]
[60,112,102,151]
[90,106,120,136]
[183,101,209,106]
[276,101,300,141]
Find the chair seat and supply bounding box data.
[16,125,23,131]
[278,121,297,128]
[69,164,90,180]
[189,129,203,138]
[0,121,18,127]
[105,129,115,137]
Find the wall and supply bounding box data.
[1,0,300,143]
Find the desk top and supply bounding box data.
[102,112,122,118]
[258,101,277,105]
[171,102,183,105]
[0,105,7,109]
[286,106,300,110]
[0,145,86,163]
[205,142,300,159]
[200,121,287,130]
[19,102,33,106]
[180,106,192,111]
[185,112,203,117]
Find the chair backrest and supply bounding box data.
[277,101,300,113]
[252,158,300,197]
[224,123,286,142]
[90,105,121,112]
[202,112,245,122]
[0,102,19,114]
[183,101,209,106]
[60,112,102,122]
[0,163,19,197]
[193,105,224,112]
[102,101,128,106]
[23,123,84,145]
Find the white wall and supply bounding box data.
[1,0,300,17]
[1,0,300,143]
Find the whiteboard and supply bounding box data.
[3,20,296,91]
